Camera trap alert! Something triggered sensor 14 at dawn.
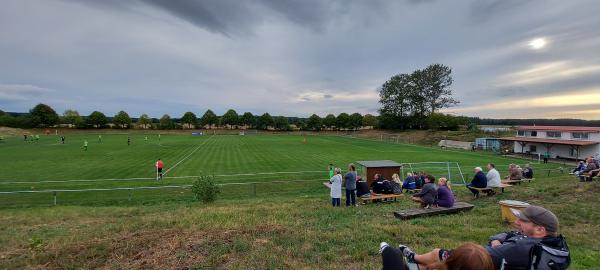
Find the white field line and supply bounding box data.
[0,170,326,185]
[163,135,214,176]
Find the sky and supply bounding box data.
[1,0,600,120]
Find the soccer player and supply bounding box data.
[156,159,164,180]
[127,136,131,146]
[144,136,148,141]
[328,163,334,178]
[61,136,65,144]
[83,140,88,151]
[98,135,102,143]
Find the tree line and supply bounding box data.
[0,105,379,131]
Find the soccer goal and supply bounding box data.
[400,161,467,185]
[380,133,401,144]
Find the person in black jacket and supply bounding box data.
[356,176,370,198]
[371,174,386,194]
[467,167,487,198]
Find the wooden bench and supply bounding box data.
[502,178,534,185]
[394,201,474,220]
[360,193,403,204]
[469,183,512,197]
[404,188,421,194]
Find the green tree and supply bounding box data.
[323,114,336,129]
[62,109,81,127]
[349,113,363,130]
[200,109,218,128]
[137,114,152,129]
[422,64,458,115]
[30,103,59,127]
[273,116,289,131]
[113,110,132,129]
[378,73,414,129]
[257,113,274,130]
[221,109,239,128]
[336,113,350,130]
[159,114,174,129]
[181,112,197,129]
[240,112,255,128]
[87,111,107,128]
[362,114,378,128]
[306,114,322,131]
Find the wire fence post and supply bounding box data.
[252,183,257,196]
[128,189,132,201]
[447,162,451,181]
[53,191,57,206]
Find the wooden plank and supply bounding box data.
[360,194,403,203]
[394,201,474,220]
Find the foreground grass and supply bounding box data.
[1,174,599,269]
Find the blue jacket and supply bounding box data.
[471,171,487,188]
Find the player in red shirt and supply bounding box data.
[156,159,164,180]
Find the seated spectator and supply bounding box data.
[572,161,586,175]
[486,163,501,188]
[411,175,438,208]
[371,174,386,194]
[579,157,597,182]
[390,205,569,270]
[379,242,494,270]
[436,177,454,208]
[416,171,426,189]
[356,176,371,198]
[402,172,417,191]
[467,167,487,197]
[522,164,534,179]
[391,173,403,194]
[382,178,394,194]
[506,164,523,180]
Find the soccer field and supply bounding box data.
[1,133,556,206]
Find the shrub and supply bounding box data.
[191,175,220,203]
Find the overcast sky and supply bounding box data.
[1,0,600,119]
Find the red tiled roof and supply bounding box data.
[517,126,600,132]
[500,137,599,146]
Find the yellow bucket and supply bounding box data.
[498,200,530,223]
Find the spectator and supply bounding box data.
[572,160,586,175]
[486,163,501,188]
[402,172,417,191]
[467,167,487,198]
[329,168,342,207]
[416,171,426,189]
[506,164,523,180]
[382,178,394,194]
[393,205,569,270]
[543,151,550,163]
[344,163,357,206]
[411,175,438,208]
[579,157,597,182]
[379,242,494,270]
[436,177,454,208]
[371,174,385,194]
[391,173,403,194]
[522,164,534,179]
[356,176,370,198]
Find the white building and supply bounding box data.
[501,126,600,160]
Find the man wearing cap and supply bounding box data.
[485,205,569,269]
[467,167,487,197]
[389,205,569,270]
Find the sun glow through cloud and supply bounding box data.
[529,38,547,50]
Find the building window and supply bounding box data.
[572,132,589,139]
[530,131,537,137]
[530,145,537,152]
[547,131,561,138]
[517,130,525,136]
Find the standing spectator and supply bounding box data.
[543,151,550,163]
[344,164,357,206]
[411,175,438,208]
[436,177,454,208]
[328,163,334,179]
[486,163,501,188]
[329,168,342,207]
[467,167,487,197]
